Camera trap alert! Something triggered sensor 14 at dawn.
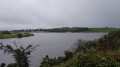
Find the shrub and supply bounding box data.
[0,63,6,67]
[84,40,98,50]
[73,39,98,52]
[17,34,22,38]
[98,30,120,50]
[40,55,56,67]
[64,50,73,60]
[7,63,17,67]
[1,31,11,34]
[61,51,119,67]
[73,39,86,52]
[0,42,39,67]
[57,56,65,63]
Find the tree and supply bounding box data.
[2,31,11,34]
[0,63,6,67]
[0,42,39,67]
[17,34,22,38]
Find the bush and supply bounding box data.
[84,40,98,50]
[73,39,86,52]
[40,55,57,67]
[61,51,119,67]
[73,39,98,52]
[0,63,6,67]
[1,31,11,34]
[17,34,22,38]
[64,50,73,60]
[7,63,17,67]
[0,42,39,67]
[98,30,120,50]
[57,56,65,63]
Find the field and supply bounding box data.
[85,28,120,32]
[0,31,33,39]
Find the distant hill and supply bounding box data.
[11,27,120,32]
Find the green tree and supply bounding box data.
[0,63,6,67]
[17,34,22,38]
[0,42,39,67]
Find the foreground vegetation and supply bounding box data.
[40,30,120,67]
[0,42,39,67]
[0,31,33,39]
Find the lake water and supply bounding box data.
[0,32,107,67]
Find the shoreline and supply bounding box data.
[0,32,33,39]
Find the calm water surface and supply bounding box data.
[0,33,107,67]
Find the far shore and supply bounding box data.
[0,31,33,39]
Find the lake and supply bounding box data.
[0,32,107,67]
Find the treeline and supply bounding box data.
[11,27,89,32]
[10,27,119,33]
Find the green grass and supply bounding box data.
[85,28,120,32]
[0,32,33,39]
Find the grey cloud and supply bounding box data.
[0,0,120,30]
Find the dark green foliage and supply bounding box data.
[60,30,120,67]
[1,31,11,34]
[11,27,120,32]
[46,27,89,32]
[73,39,86,52]
[98,30,120,50]
[7,63,17,67]
[0,42,39,67]
[62,51,119,67]
[69,27,89,32]
[40,51,73,67]
[0,63,6,67]
[40,55,63,67]
[17,34,22,38]
[84,40,98,50]
[40,55,57,67]
[73,39,98,52]
[64,50,73,60]
[57,56,66,63]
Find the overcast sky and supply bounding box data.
[0,0,120,30]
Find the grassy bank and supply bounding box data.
[85,28,120,32]
[0,31,33,39]
[40,30,120,67]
